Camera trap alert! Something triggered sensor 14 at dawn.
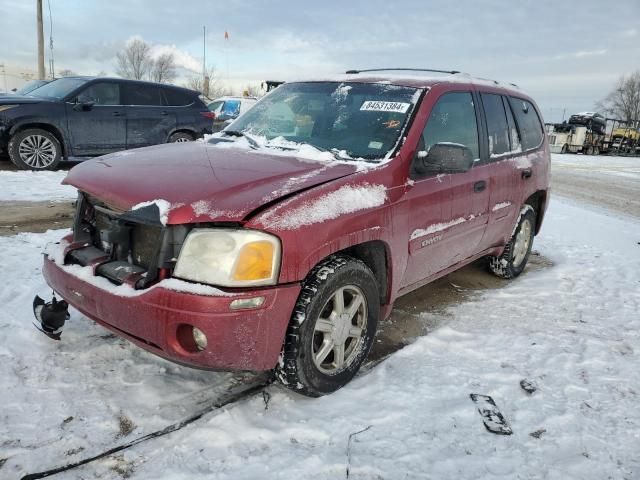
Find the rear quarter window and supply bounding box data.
[163,88,194,106]
[509,97,544,150]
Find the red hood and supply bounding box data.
[63,141,357,224]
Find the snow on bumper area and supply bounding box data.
[1,197,639,479]
[0,170,76,202]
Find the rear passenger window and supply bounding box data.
[122,84,162,106]
[163,88,193,106]
[503,97,522,153]
[481,93,510,157]
[509,98,544,150]
[421,92,479,161]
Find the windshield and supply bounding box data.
[28,77,89,99]
[227,81,421,160]
[16,80,48,95]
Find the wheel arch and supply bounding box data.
[167,128,198,142]
[10,122,68,158]
[298,237,392,306]
[524,190,548,235]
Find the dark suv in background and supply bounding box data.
[0,77,213,170]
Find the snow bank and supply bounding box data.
[261,183,387,230]
[0,170,76,202]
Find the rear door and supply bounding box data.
[122,83,176,149]
[65,81,126,155]
[401,90,489,288]
[478,93,543,249]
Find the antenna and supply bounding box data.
[345,68,461,75]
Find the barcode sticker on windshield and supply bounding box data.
[360,101,410,113]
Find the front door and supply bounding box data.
[401,91,489,289]
[65,81,126,156]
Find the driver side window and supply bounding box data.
[419,92,479,162]
[77,82,120,106]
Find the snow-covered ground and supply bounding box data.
[1,195,639,479]
[0,170,76,202]
[552,153,640,180]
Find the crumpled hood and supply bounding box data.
[63,141,358,224]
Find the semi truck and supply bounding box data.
[548,112,606,155]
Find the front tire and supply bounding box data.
[276,256,379,397]
[8,128,62,170]
[168,132,195,143]
[489,206,536,279]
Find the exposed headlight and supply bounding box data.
[173,229,281,287]
[0,105,19,113]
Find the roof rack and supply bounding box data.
[345,68,461,75]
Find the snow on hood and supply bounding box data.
[260,183,387,230]
[63,141,358,224]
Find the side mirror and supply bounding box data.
[73,100,94,112]
[414,143,474,175]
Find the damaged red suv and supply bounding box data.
[40,70,549,396]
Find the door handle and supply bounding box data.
[521,168,532,179]
[112,111,122,117]
[473,180,487,193]
[160,111,168,116]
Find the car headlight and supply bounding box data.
[173,228,281,287]
[0,105,19,113]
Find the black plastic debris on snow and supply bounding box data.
[520,379,538,395]
[346,425,373,479]
[470,394,513,435]
[21,380,269,480]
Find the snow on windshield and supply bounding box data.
[214,82,421,163]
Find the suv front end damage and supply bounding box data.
[40,193,300,371]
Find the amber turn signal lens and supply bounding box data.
[232,241,274,281]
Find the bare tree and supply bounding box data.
[57,69,77,77]
[116,38,153,80]
[598,71,640,126]
[243,84,262,97]
[184,66,231,98]
[150,53,177,84]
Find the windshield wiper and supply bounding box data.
[223,130,260,149]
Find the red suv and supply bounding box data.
[41,71,549,396]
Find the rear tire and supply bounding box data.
[488,207,536,279]
[8,128,62,170]
[168,132,195,143]
[276,256,379,397]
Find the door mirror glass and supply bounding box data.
[414,143,474,175]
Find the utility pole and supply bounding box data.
[37,0,45,80]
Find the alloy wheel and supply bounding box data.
[312,285,367,375]
[512,218,532,267]
[18,134,56,169]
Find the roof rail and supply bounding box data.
[345,68,461,75]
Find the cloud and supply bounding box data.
[553,49,607,60]
[621,28,637,38]
[149,44,202,74]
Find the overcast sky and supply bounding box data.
[1,0,638,122]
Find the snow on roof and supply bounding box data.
[283,72,523,93]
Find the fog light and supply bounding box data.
[230,296,265,310]
[192,327,208,351]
